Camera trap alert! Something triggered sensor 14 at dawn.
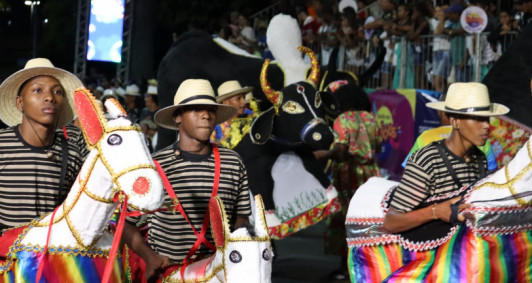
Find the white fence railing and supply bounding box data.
[334,32,519,91]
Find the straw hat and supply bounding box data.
[426,82,509,116]
[125,84,141,96]
[216,80,253,103]
[0,58,83,127]
[101,89,118,101]
[140,119,157,130]
[94,86,104,93]
[154,79,237,130]
[147,85,158,95]
[115,87,126,97]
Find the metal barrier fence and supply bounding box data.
[330,31,519,92]
[250,3,280,30]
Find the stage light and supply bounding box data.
[87,0,125,63]
[24,1,40,5]
[25,0,41,57]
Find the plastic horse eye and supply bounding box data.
[107,134,122,146]
[262,248,271,261]
[229,250,242,263]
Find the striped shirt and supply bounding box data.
[129,143,252,263]
[401,126,497,171]
[0,124,88,229]
[390,140,486,212]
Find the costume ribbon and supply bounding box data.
[102,193,127,283]
[101,144,221,283]
[151,144,221,281]
[35,206,59,283]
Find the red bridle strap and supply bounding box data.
[35,206,60,283]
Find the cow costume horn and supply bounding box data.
[298,46,320,87]
[260,59,283,111]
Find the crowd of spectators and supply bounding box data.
[58,0,531,154]
[82,73,159,153]
[205,0,531,92]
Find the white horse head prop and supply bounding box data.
[164,195,273,283]
[462,134,532,234]
[0,88,164,281]
[467,134,532,206]
[73,87,165,213]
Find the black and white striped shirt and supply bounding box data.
[390,140,486,212]
[0,124,88,229]
[130,143,252,263]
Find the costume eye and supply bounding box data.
[315,92,322,108]
[107,134,122,146]
[282,101,305,114]
[262,248,272,261]
[229,250,242,263]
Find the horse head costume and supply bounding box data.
[0,89,165,282]
[345,134,532,282]
[161,195,273,283]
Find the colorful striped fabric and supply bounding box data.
[0,250,129,283]
[348,226,532,282]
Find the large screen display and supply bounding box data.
[87,0,124,63]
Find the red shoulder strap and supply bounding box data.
[131,144,221,279]
[180,144,220,278]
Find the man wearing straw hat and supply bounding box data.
[124,83,142,123]
[211,80,253,146]
[140,79,159,122]
[383,82,509,234]
[0,58,89,232]
[123,79,252,280]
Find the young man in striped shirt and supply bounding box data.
[124,79,252,281]
[383,82,509,233]
[0,58,88,232]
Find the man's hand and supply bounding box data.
[145,254,170,283]
[433,196,472,222]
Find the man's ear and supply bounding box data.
[174,115,181,126]
[450,116,459,129]
[16,96,23,113]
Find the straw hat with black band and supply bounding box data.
[216,80,253,103]
[0,58,83,128]
[154,79,237,130]
[426,82,509,117]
